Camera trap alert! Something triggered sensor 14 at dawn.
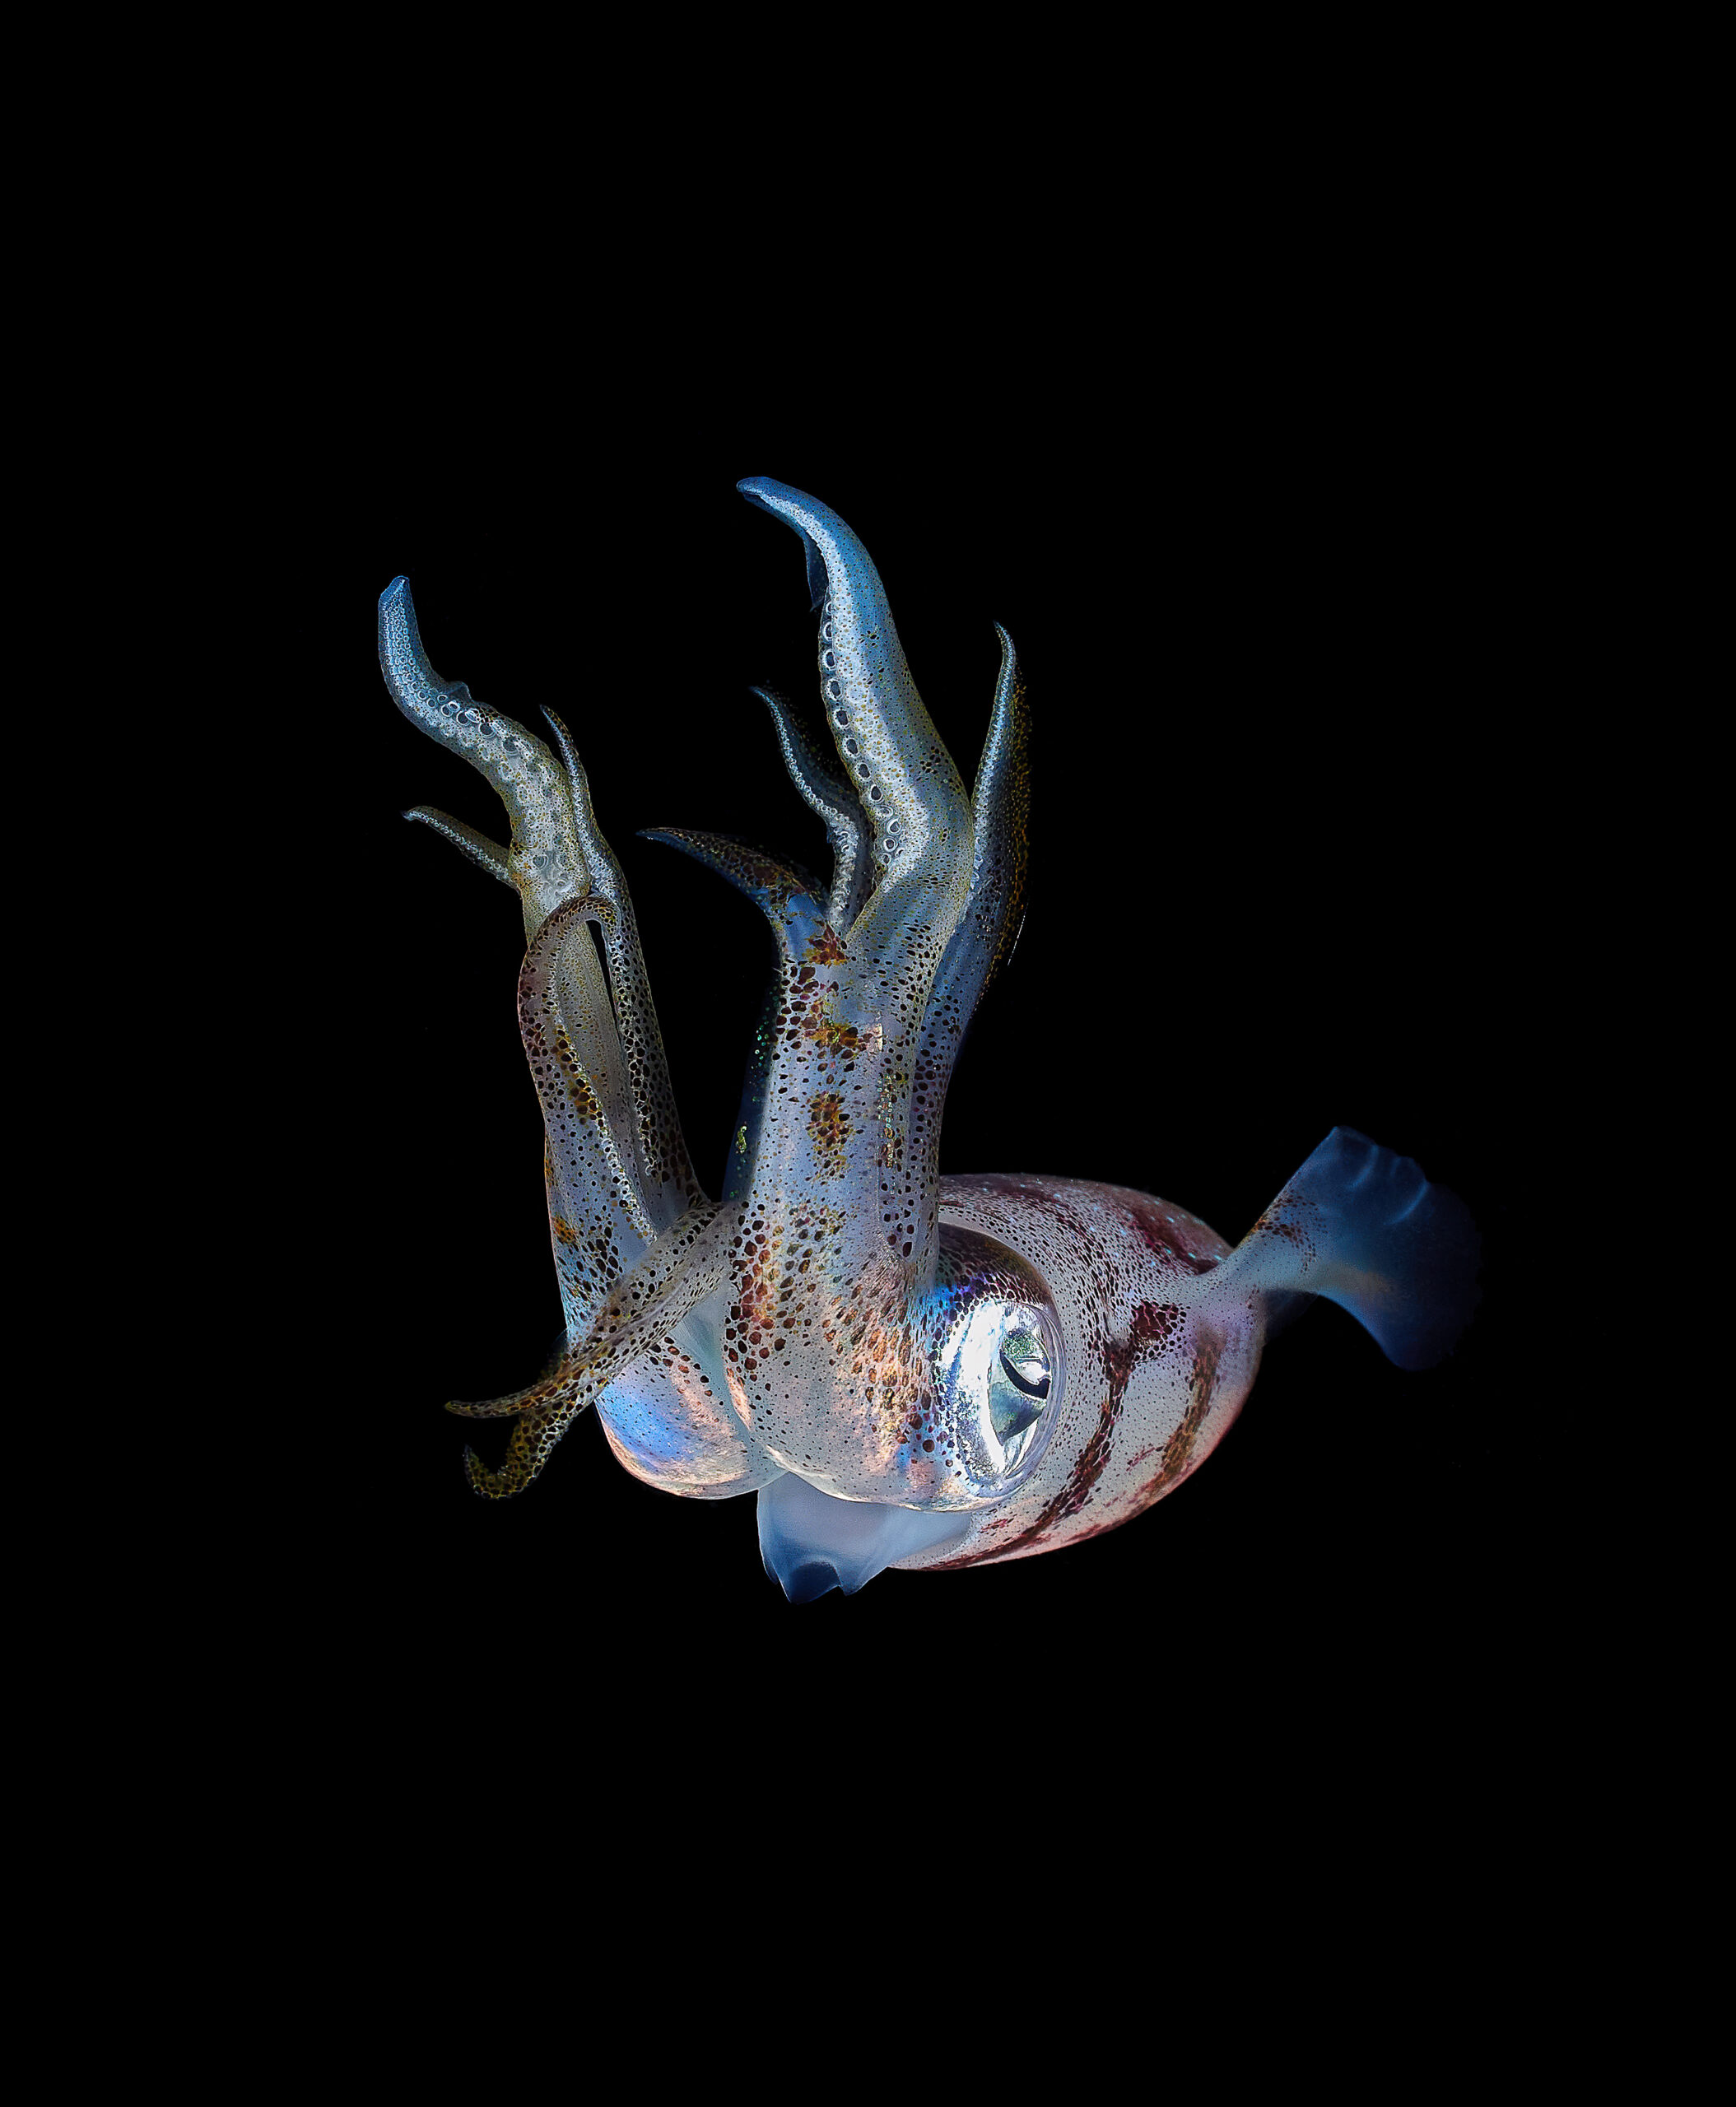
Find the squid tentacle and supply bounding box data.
[538,895,643,1206]
[734,479,975,971]
[686,482,1043,1500]
[903,623,1033,1226]
[403,806,515,887]
[462,1401,575,1500]
[639,829,831,960]
[964,624,1033,1003]
[519,899,660,1319]
[724,481,983,1320]
[640,826,849,1206]
[752,686,871,935]
[382,577,700,1242]
[380,581,633,1220]
[378,579,589,942]
[541,704,700,1230]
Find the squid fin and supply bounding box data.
[1225,1127,1481,1370]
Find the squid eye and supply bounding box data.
[989,1325,1050,1443]
[932,1274,1062,1491]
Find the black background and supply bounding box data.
[268,332,1548,1756]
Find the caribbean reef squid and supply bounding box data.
[377,478,1479,1601]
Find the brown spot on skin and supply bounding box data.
[789,1199,846,1245]
[807,1091,851,1178]
[803,927,849,965]
[737,1272,780,1332]
[528,1021,604,1122]
[803,996,865,1058]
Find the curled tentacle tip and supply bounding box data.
[461,1449,507,1498]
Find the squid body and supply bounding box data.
[379,478,1479,1601]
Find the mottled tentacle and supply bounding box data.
[725,483,980,1310]
[540,896,643,1209]
[752,686,872,935]
[651,482,1022,1503]
[641,829,846,1206]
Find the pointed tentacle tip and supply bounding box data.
[735,477,786,524]
[541,705,588,783]
[445,1395,523,1420]
[736,480,830,607]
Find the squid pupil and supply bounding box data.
[999,1329,1050,1400]
[991,1327,1050,1444]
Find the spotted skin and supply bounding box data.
[379,479,1478,1570]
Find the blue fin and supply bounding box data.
[1226,1127,1480,1370]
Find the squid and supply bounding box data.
[378,477,1479,1601]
